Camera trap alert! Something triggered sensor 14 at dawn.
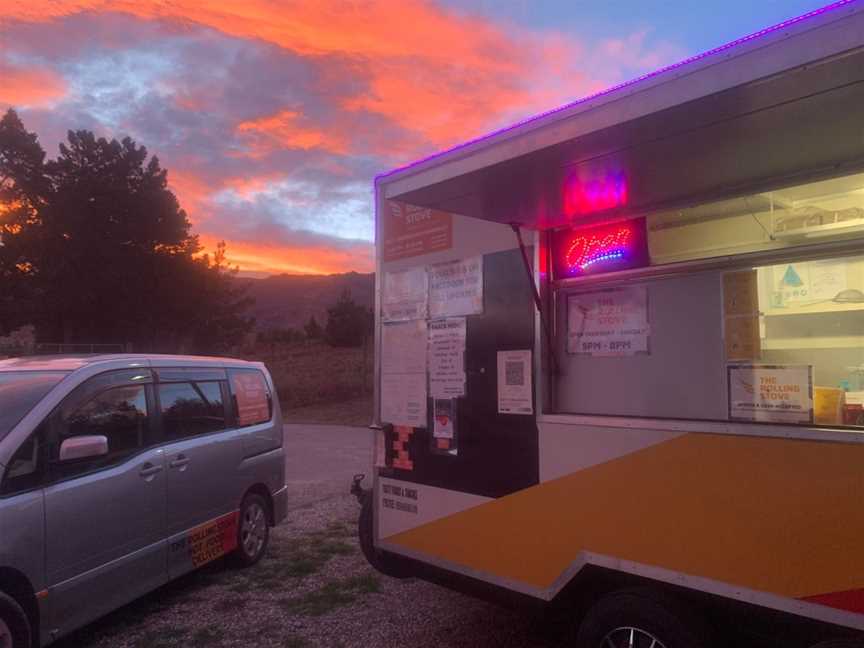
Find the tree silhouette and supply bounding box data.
[303,315,323,340]
[325,289,372,348]
[0,109,253,351]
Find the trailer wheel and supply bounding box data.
[575,588,713,648]
[358,490,411,579]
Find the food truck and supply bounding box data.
[355,2,864,645]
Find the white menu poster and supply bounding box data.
[428,317,466,398]
[382,320,427,375]
[381,373,427,428]
[381,320,428,428]
[383,267,428,321]
[568,286,649,356]
[497,350,533,415]
[429,257,483,318]
[728,364,813,424]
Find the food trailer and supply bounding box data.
[357,2,864,645]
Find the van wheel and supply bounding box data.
[0,592,30,648]
[358,491,411,579]
[575,589,712,648]
[233,494,270,567]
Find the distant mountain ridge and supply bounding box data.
[241,272,374,331]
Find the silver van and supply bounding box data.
[0,354,287,648]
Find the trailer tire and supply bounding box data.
[575,588,713,648]
[358,490,411,579]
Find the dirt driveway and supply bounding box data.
[56,424,555,648]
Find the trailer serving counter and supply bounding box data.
[358,2,864,645]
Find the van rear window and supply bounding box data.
[228,369,271,427]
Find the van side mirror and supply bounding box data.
[59,435,109,462]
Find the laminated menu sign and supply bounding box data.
[381,373,427,428]
[383,267,427,321]
[381,320,427,428]
[382,320,427,375]
[428,317,466,398]
[728,364,813,424]
[497,350,533,415]
[429,257,483,318]
[568,286,649,356]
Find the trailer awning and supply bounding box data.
[379,3,864,231]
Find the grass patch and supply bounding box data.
[233,524,358,592]
[281,574,381,617]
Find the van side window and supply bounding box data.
[159,381,226,440]
[0,424,45,496]
[228,369,272,427]
[53,385,149,480]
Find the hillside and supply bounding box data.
[242,271,374,331]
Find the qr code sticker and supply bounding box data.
[505,361,524,386]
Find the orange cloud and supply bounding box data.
[0,62,66,108]
[0,0,578,151]
[198,234,373,276]
[236,110,349,157]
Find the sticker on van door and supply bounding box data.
[169,511,239,568]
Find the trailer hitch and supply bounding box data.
[350,473,366,503]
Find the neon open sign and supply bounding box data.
[552,219,649,279]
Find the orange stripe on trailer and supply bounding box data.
[387,433,864,605]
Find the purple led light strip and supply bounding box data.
[375,0,858,184]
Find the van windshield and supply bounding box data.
[0,371,68,442]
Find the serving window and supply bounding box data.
[552,172,864,430]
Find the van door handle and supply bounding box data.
[139,463,163,479]
[169,455,190,470]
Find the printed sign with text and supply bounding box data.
[568,286,649,356]
[728,364,813,424]
[383,201,452,261]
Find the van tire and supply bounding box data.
[575,588,712,648]
[358,491,411,579]
[233,494,270,567]
[0,591,31,648]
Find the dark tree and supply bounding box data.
[325,289,372,348]
[0,109,253,351]
[303,315,323,340]
[0,110,49,332]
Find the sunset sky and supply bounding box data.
[0,0,836,276]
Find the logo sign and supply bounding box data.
[382,201,452,261]
[728,364,813,424]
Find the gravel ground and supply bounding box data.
[57,492,559,648]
